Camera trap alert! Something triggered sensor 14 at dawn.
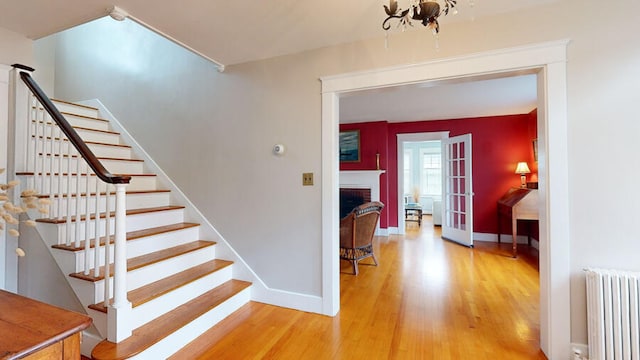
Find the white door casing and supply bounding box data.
[321,40,571,359]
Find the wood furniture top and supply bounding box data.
[497,187,539,257]
[0,290,92,359]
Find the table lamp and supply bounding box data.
[515,162,531,188]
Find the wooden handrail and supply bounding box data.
[17,69,130,185]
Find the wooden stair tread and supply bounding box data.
[85,140,131,148]
[60,111,109,122]
[88,260,234,313]
[52,222,200,252]
[36,205,185,224]
[70,240,215,282]
[91,280,251,360]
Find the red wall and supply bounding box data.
[340,121,390,227]
[341,112,538,235]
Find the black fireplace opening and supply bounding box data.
[340,188,372,219]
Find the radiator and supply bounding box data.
[585,268,640,360]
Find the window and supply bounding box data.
[403,149,412,196]
[421,152,442,196]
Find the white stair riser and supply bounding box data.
[100,159,145,174]
[52,102,100,119]
[27,192,170,219]
[131,287,251,360]
[62,226,202,272]
[78,129,121,145]
[25,141,133,160]
[37,207,184,247]
[30,125,121,145]
[89,143,133,159]
[41,113,109,131]
[130,266,233,329]
[22,175,157,194]
[126,226,201,258]
[125,246,217,291]
[26,157,144,174]
[91,246,217,302]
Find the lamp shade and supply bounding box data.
[515,162,531,175]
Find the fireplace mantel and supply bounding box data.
[339,170,385,191]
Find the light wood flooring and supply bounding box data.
[168,215,547,359]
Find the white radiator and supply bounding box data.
[585,268,640,360]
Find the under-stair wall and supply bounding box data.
[83,98,325,313]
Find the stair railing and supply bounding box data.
[9,64,133,342]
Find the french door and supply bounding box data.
[441,134,474,247]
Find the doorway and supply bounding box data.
[397,132,449,233]
[321,41,571,359]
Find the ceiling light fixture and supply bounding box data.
[108,6,129,21]
[382,0,458,35]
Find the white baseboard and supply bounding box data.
[570,343,589,360]
[82,330,103,357]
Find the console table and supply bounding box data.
[497,187,539,257]
[0,290,92,359]
[405,203,423,226]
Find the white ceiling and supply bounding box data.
[0,0,558,66]
[339,74,538,123]
[0,0,549,122]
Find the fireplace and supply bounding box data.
[339,170,385,234]
[340,188,372,218]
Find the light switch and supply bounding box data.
[302,172,313,186]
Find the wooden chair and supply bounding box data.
[340,201,384,275]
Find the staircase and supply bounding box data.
[17,98,252,359]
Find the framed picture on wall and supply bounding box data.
[339,130,360,162]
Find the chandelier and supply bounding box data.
[382,0,458,34]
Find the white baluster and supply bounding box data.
[104,184,112,306]
[28,95,36,180]
[83,166,91,275]
[93,179,101,278]
[33,103,40,194]
[74,156,82,248]
[65,141,72,246]
[56,125,63,222]
[42,113,54,200]
[47,120,55,217]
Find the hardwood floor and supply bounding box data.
[170,216,546,359]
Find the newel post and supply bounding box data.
[107,183,132,342]
[8,65,33,175]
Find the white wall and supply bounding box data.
[32,35,56,95]
[46,0,640,345]
[0,26,32,66]
[0,26,32,291]
[51,17,322,295]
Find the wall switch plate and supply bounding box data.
[302,172,313,186]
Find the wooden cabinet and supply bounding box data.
[0,290,91,360]
[497,187,539,257]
